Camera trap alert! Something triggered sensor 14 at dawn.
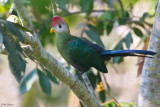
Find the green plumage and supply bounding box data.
[55,33,108,73]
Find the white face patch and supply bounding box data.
[53,24,68,33]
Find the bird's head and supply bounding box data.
[50,16,70,34]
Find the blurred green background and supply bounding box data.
[0,0,158,107]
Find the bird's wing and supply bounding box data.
[82,39,105,54]
[66,39,107,73]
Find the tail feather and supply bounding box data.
[101,50,156,59]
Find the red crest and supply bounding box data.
[52,16,66,27]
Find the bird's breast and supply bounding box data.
[55,34,71,62]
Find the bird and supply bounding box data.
[50,16,156,75]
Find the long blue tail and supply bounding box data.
[101,50,156,60]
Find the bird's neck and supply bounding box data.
[55,33,71,51]
[56,32,71,41]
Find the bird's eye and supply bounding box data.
[59,25,62,28]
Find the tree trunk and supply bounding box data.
[135,0,160,106]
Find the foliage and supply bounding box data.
[0,20,26,82]
[20,69,37,94]
[103,101,135,107]
[38,69,52,96]
[20,67,58,96]
[0,0,158,106]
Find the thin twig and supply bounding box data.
[8,4,15,15]
[118,0,125,17]
[61,10,114,17]
[100,73,121,107]
[12,0,34,31]
[51,0,57,16]
[80,22,88,38]
[105,90,121,107]
[108,62,119,74]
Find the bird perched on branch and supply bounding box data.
[50,16,156,75]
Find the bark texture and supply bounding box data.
[135,0,160,107]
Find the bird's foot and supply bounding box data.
[77,71,84,80]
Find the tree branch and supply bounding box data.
[12,0,101,106]
[82,73,100,104]
[21,29,102,107]
[61,10,114,16]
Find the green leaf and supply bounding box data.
[0,24,26,82]
[38,69,51,96]
[106,21,114,35]
[117,11,129,25]
[56,0,67,10]
[86,70,97,89]
[133,27,143,37]
[3,34,26,82]
[113,39,124,63]
[0,32,3,52]
[119,102,135,107]
[125,32,133,49]
[129,102,135,106]
[113,56,123,64]
[20,69,37,94]
[84,29,104,47]
[7,15,21,24]
[36,63,58,85]
[100,11,115,21]
[100,12,115,35]
[114,39,124,50]
[45,69,59,85]
[140,12,149,21]
[14,23,32,32]
[125,11,130,18]
[99,90,106,103]
[80,0,93,11]
[85,24,104,47]
[104,102,116,107]
[104,102,135,107]
[87,24,97,32]
[0,20,24,42]
[144,22,153,28]
[118,18,127,25]
[96,72,102,83]
[132,21,144,28]
[97,22,104,35]
[27,0,50,15]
